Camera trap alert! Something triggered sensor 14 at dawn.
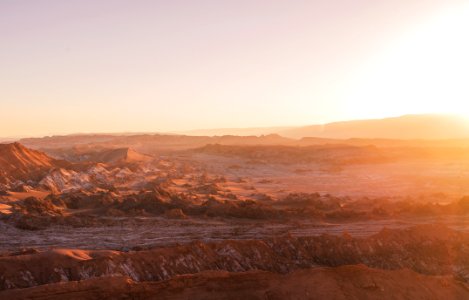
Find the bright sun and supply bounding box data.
[342,3,469,120]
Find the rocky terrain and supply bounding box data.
[3,137,469,298]
[1,225,469,299]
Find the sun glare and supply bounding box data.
[342,3,469,120]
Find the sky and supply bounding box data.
[1,0,469,137]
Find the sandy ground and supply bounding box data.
[2,215,469,252]
[191,153,469,200]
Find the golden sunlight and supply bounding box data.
[5,2,469,299]
[343,3,469,119]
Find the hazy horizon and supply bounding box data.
[0,114,469,143]
[2,0,469,137]
[0,113,411,139]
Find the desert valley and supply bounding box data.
[1,116,469,298]
[3,0,469,298]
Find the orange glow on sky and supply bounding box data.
[1,0,468,137]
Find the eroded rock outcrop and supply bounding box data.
[0,224,468,291]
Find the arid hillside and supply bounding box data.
[0,143,68,183]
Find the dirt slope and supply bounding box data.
[0,143,65,181]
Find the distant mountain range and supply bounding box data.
[4,114,469,143]
[279,115,469,139]
[177,126,294,137]
[181,115,469,140]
